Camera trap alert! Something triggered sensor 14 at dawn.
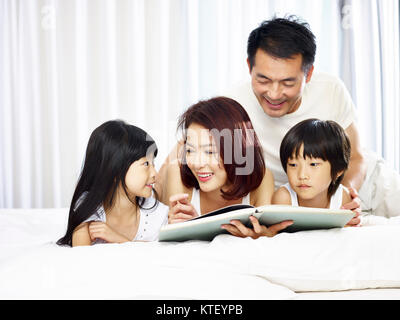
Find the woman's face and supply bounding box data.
[184,123,228,193]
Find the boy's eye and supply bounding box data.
[288,163,297,167]
[310,162,320,167]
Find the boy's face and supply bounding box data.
[286,145,333,204]
[248,49,313,118]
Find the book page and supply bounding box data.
[191,204,254,221]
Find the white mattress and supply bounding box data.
[296,288,400,300]
[0,208,400,300]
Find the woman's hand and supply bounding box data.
[88,221,130,243]
[341,186,361,227]
[221,216,293,239]
[168,193,199,224]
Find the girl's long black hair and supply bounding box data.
[57,120,158,246]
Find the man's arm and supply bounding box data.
[342,123,367,191]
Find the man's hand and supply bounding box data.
[221,216,293,239]
[168,193,199,224]
[341,186,361,226]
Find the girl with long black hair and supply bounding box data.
[57,120,168,247]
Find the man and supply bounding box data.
[224,16,399,220]
[158,16,399,238]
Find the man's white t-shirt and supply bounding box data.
[225,73,357,188]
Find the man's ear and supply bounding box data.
[305,65,314,83]
[247,58,251,74]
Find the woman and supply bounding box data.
[160,97,292,238]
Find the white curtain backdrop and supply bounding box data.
[348,0,400,171]
[1,0,399,208]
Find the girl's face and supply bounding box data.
[286,144,333,203]
[124,156,157,198]
[185,123,228,194]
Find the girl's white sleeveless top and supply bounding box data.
[79,195,168,243]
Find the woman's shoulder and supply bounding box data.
[250,167,275,206]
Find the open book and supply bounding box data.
[158,204,355,242]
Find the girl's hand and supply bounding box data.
[88,222,130,243]
[168,193,199,224]
[221,216,293,239]
[341,186,361,226]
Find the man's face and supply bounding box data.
[248,49,313,118]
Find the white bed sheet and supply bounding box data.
[0,208,400,300]
[296,288,400,300]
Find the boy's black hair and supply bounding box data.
[247,15,316,73]
[280,118,351,198]
[57,120,158,246]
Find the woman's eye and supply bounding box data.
[143,161,149,166]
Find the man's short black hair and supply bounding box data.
[247,15,316,73]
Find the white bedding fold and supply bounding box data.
[0,208,399,299]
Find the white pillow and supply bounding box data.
[206,225,400,292]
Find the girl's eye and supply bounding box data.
[288,163,297,167]
[206,150,217,155]
[186,148,194,154]
[310,163,319,167]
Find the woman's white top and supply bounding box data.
[190,187,251,215]
[282,183,344,209]
[80,196,168,243]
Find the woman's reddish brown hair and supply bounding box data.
[178,96,266,200]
